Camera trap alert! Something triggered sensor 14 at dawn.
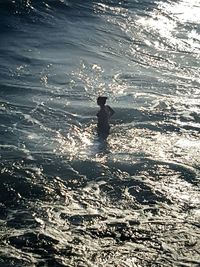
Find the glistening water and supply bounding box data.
[0,0,200,266]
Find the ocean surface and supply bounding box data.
[0,0,200,266]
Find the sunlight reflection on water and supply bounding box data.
[1,0,200,266]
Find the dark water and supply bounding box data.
[0,0,200,266]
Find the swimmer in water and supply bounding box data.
[96,96,115,139]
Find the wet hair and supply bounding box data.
[97,96,107,105]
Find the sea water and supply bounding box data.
[0,0,200,266]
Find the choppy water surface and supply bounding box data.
[0,0,200,266]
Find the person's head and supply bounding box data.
[97,96,107,106]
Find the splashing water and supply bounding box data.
[0,0,200,266]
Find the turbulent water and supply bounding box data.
[0,0,200,266]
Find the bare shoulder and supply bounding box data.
[106,105,115,116]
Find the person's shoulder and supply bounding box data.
[106,105,114,111]
[105,105,111,109]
